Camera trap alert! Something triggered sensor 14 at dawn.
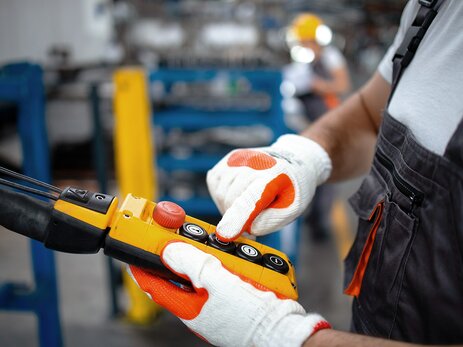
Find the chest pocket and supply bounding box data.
[344,159,418,338]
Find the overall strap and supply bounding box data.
[389,0,446,102]
[444,118,463,167]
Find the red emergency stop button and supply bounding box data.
[152,201,186,229]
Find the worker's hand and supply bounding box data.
[128,242,330,347]
[206,134,332,241]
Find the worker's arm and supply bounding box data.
[311,65,351,95]
[306,329,463,347]
[303,71,389,181]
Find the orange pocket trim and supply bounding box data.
[323,94,340,110]
[344,200,384,297]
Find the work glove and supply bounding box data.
[206,134,332,241]
[128,242,330,347]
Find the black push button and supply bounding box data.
[60,187,114,214]
[262,253,289,274]
[65,188,90,203]
[235,243,262,264]
[179,223,208,243]
[207,233,236,253]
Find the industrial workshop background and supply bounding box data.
[0,0,405,346]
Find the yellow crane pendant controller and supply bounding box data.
[0,167,298,300]
[105,194,298,299]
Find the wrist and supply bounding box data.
[272,134,332,185]
[276,313,330,347]
[302,326,333,347]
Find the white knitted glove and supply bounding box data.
[207,134,332,241]
[129,242,330,347]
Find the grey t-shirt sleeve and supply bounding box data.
[378,0,419,83]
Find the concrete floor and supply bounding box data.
[0,181,360,347]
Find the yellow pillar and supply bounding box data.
[113,68,157,199]
[113,67,162,324]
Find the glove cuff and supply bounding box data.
[272,134,332,185]
[252,296,330,347]
[255,311,330,347]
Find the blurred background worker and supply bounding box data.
[284,13,351,241]
[285,13,351,119]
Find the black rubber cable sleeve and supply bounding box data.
[0,187,53,242]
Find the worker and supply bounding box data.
[285,13,351,118]
[284,13,351,241]
[129,0,463,346]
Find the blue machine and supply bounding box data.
[149,68,301,263]
[0,63,62,347]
